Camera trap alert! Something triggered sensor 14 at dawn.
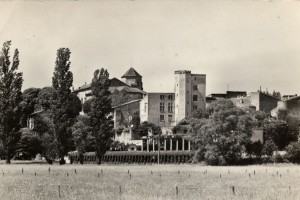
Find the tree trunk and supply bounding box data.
[79,154,84,165]
[45,156,53,165]
[97,155,102,165]
[59,157,66,165]
[5,158,11,164]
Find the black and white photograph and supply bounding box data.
[0,0,300,199]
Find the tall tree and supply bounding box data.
[0,41,23,163]
[88,68,114,164]
[51,48,81,165]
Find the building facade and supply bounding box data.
[174,70,206,124]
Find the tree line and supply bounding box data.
[173,99,300,165]
[0,41,114,164]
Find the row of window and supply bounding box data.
[160,114,173,122]
[160,102,173,112]
[160,95,173,100]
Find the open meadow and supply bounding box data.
[0,163,300,200]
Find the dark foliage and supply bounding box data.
[285,142,300,163]
[263,119,297,150]
[20,88,41,127]
[0,41,23,163]
[88,68,114,164]
[51,48,81,164]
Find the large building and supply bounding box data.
[73,68,206,139]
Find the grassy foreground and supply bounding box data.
[0,163,300,200]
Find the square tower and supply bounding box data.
[121,68,143,91]
[174,70,206,124]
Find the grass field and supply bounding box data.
[0,163,300,200]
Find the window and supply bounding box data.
[168,95,173,100]
[168,102,173,113]
[187,90,189,94]
[160,115,165,122]
[144,103,147,112]
[160,95,165,100]
[193,95,198,101]
[193,106,197,111]
[168,115,172,122]
[160,102,165,112]
[193,85,197,90]
[194,77,197,81]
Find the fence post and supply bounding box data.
[22,168,23,174]
[231,186,235,195]
[176,186,178,195]
[58,185,61,198]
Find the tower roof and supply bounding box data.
[121,68,142,78]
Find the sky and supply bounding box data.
[0,0,299,95]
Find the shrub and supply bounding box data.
[285,142,300,163]
[262,139,278,158]
[204,145,226,166]
[192,146,206,163]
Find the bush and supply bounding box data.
[262,139,278,158]
[204,145,226,166]
[285,142,300,163]
[192,146,206,163]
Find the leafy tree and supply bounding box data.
[16,130,42,160]
[35,87,55,110]
[272,90,281,99]
[285,142,300,163]
[190,108,209,119]
[51,48,81,165]
[191,99,255,165]
[0,41,23,163]
[72,115,94,164]
[82,98,93,114]
[263,119,296,150]
[245,140,263,158]
[132,121,162,139]
[262,139,278,158]
[20,88,41,127]
[131,111,142,139]
[88,68,114,164]
[252,111,268,128]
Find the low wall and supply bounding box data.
[69,151,194,164]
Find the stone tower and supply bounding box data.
[174,70,206,124]
[121,68,143,90]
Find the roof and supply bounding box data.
[73,83,92,93]
[109,86,146,95]
[112,99,142,109]
[284,95,300,102]
[121,68,142,78]
[73,77,137,93]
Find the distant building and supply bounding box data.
[282,94,298,101]
[233,92,280,113]
[73,76,146,105]
[271,96,300,131]
[207,91,280,113]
